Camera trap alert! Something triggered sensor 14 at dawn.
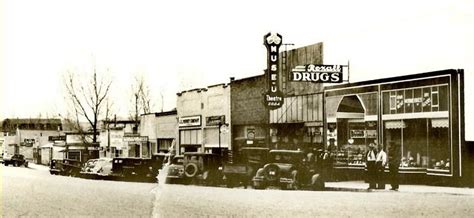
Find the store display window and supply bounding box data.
[382,117,451,173]
[401,119,428,168]
[179,129,202,145]
[428,118,450,171]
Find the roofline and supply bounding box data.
[325,69,462,91]
[230,74,265,83]
[140,110,178,117]
[177,82,230,96]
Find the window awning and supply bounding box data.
[432,118,449,128]
[385,120,406,129]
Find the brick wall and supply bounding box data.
[231,75,268,125]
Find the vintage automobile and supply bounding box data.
[61,159,83,177]
[222,147,269,188]
[3,154,28,167]
[79,158,113,179]
[164,156,185,184]
[252,150,324,190]
[183,152,223,186]
[110,153,169,182]
[49,159,85,176]
[49,159,65,175]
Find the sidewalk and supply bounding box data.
[325,180,474,195]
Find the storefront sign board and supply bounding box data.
[178,115,202,127]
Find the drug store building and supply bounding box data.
[323,69,470,185]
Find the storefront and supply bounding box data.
[140,110,178,154]
[269,93,324,152]
[123,135,149,158]
[266,41,325,153]
[230,75,269,161]
[324,69,465,184]
[177,84,231,155]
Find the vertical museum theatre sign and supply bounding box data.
[263,32,284,110]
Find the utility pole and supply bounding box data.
[135,93,139,134]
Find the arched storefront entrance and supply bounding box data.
[326,93,379,169]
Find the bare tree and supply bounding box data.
[129,75,154,124]
[64,66,113,144]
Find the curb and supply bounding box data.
[324,187,370,192]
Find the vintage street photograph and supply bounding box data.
[1,0,473,217]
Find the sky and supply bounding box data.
[1,0,473,137]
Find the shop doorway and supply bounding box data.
[331,95,371,167]
[336,95,365,149]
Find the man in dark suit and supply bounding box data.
[388,141,401,191]
[366,143,377,189]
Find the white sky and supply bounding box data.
[1,0,473,138]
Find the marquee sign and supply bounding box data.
[263,32,284,110]
[291,64,343,83]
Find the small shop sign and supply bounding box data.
[123,136,148,142]
[178,115,202,127]
[291,64,343,83]
[206,115,225,126]
[48,136,66,142]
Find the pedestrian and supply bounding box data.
[375,144,387,189]
[388,141,401,191]
[365,143,377,189]
[318,149,329,180]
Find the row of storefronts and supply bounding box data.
[170,39,471,186]
[1,40,471,186]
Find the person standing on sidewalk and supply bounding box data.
[375,145,387,189]
[388,141,401,191]
[365,143,377,189]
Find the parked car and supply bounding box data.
[49,159,64,175]
[222,147,269,188]
[165,156,185,184]
[97,158,113,178]
[183,152,223,186]
[61,159,83,177]
[252,150,324,190]
[80,158,113,179]
[3,154,28,167]
[110,153,169,182]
